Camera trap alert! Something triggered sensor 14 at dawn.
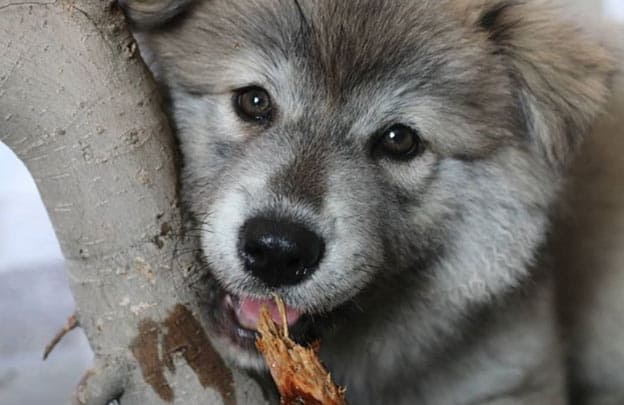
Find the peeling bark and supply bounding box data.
[0,1,267,403]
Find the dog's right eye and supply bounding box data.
[234,86,273,123]
[372,124,423,161]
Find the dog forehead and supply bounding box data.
[155,0,486,93]
[150,0,516,156]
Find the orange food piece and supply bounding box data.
[255,296,346,405]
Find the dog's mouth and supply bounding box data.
[227,294,302,330]
[207,284,319,352]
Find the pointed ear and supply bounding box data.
[472,1,616,169]
[119,0,196,29]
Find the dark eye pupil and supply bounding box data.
[236,87,272,122]
[382,125,419,155]
[386,129,411,149]
[246,93,267,110]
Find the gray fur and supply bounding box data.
[121,0,615,403]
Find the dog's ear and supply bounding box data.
[472,1,615,169]
[119,0,196,29]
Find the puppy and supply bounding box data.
[121,1,615,403]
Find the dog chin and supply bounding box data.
[209,332,268,371]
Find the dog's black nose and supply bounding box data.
[239,217,324,287]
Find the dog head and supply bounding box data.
[122,0,614,369]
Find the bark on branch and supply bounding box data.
[0,1,267,403]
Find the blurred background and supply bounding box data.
[0,144,93,405]
[0,1,622,404]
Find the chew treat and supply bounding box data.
[256,295,346,405]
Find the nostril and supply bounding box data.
[287,258,302,269]
[239,217,325,287]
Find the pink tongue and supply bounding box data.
[235,296,302,330]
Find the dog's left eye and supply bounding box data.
[373,124,423,160]
[234,86,273,123]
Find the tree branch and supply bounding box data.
[0,1,267,403]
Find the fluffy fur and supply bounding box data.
[122,1,616,403]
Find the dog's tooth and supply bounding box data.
[224,294,234,309]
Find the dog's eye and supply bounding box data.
[374,124,423,160]
[234,86,273,123]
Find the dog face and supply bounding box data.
[123,0,613,370]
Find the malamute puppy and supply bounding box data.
[121,1,615,403]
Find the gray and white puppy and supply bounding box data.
[121,0,615,403]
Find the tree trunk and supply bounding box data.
[0,1,267,404]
